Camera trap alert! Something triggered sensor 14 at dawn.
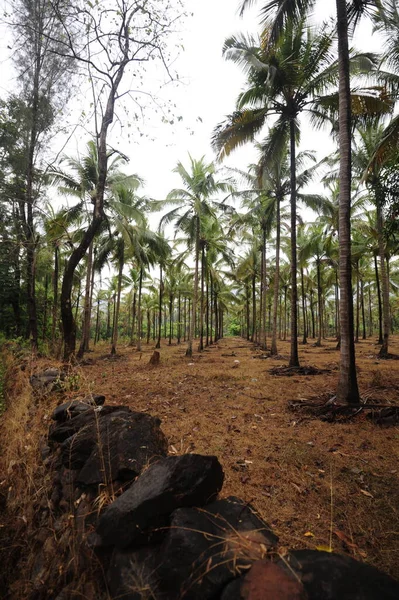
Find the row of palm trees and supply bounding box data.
[211,0,399,404]
[28,173,396,358]
[23,137,394,363]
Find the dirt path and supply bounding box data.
[77,335,399,577]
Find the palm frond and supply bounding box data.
[212,109,268,161]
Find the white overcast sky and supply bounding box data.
[0,0,384,205]
[119,0,382,202]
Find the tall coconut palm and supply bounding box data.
[159,156,234,357]
[236,243,261,342]
[236,0,393,402]
[95,181,147,354]
[299,223,336,346]
[200,217,235,350]
[355,125,394,356]
[213,21,341,366]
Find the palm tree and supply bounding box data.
[236,0,393,401]
[200,217,235,349]
[299,224,335,346]
[213,20,344,366]
[354,125,393,356]
[49,140,138,358]
[160,156,234,357]
[236,244,261,342]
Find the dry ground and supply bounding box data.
[1,333,399,590]
[71,334,399,578]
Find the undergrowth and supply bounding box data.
[0,349,112,599]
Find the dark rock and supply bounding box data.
[107,545,161,600]
[51,407,167,486]
[96,454,225,549]
[30,368,64,392]
[49,406,130,443]
[220,578,242,599]
[52,400,92,422]
[75,410,168,486]
[81,393,105,405]
[155,496,278,600]
[276,550,399,600]
[51,394,105,422]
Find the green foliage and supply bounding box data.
[227,317,241,336]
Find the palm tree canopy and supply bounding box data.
[213,19,383,162]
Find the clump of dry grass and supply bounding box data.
[0,348,114,599]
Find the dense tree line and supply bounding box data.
[0,0,399,405]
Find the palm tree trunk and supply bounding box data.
[42,273,49,341]
[251,274,256,342]
[111,242,124,355]
[260,228,267,350]
[51,244,59,345]
[186,217,199,357]
[368,285,373,337]
[137,267,143,352]
[245,282,250,341]
[270,202,281,354]
[77,241,94,359]
[147,309,151,344]
[335,0,360,403]
[361,278,366,340]
[355,261,360,343]
[335,271,340,340]
[214,292,219,343]
[301,267,307,345]
[156,265,163,349]
[206,274,210,346]
[198,242,205,351]
[177,292,181,345]
[164,301,167,339]
[309,289,315,339]
[183,296,187,342]
[106,298,111,339]
[74,282,81,324]
[374,253,383,343]
[376,200,390,357]
[94,297,100,344]
[289,119,299,367]
[168,294,173,345]
[210,277,214,345]
[130,291,137,345]
[316,259,323,347]
[283,286,287,342]
[187,298,191,342]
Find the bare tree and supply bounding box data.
[45,0,182,358]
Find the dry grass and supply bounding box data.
[0,349,111,599]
